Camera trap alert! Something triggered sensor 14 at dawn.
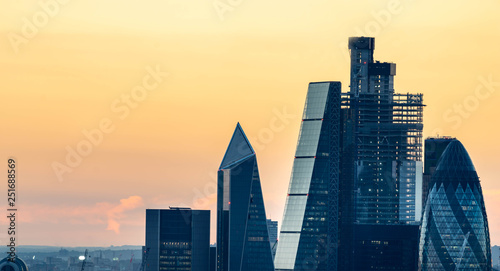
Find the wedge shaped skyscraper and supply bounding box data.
[217,123,274,271]
[274,82,341,271]
[419,140,491,270]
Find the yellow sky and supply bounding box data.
[1,0,500,247]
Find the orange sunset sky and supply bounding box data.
[0,0,500,247]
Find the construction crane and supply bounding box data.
[115,253,122,270]
[140,248,150,271]
[128,253,134,271]
[81,249,89,271]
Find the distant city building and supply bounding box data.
[492,245,500,269]
[217,123,274,271]
[353,224,419,270]
[419,140,492,270]
[145,208,210,271]
[266,219,278,259]
[274,81,341,271]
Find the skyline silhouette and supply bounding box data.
[1,0,499,248]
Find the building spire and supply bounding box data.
[219,123,255,169]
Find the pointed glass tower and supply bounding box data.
[217,123,274,271]
[419,140,491,271]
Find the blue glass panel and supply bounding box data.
[274,233,301,270]
[288,158,315,194]
[303,83,330,120]
[280,195,308,232]
[295,121,322,157]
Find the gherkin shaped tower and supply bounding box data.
[419,140,491,271]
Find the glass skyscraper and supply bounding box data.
[145,208,210,271]
[274,82,341,271]
[216,123,274,271]
[419,140,491,270]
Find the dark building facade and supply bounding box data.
[274,82,341,271]
[353,224,419,270]
[422,137,454,206]
[210,246,216,271]
[217,123,274,271]
[145,208,210,271]
[419,140,492,270]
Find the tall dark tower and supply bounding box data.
[419,140,492,270]
[339,37,424,270]
[346,37,422,225]
[349,37,375,97]
[274,81,341,271]
[217,123,274,271]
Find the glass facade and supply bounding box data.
[419,140,491,271]
[145,208,210,271]
[217,124,274,271]
[274,82,341,271]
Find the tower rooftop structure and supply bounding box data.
[219,123,255,169]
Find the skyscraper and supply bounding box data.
[275,37,424,270]
[344,36,424,225]
[419,140,492,270]
[217,123,274,271]
[338,36,424,270]
[145,208,210,271]
[274,81,341,271]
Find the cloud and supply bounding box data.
[2,196,144,235]
[106,196,144,234]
